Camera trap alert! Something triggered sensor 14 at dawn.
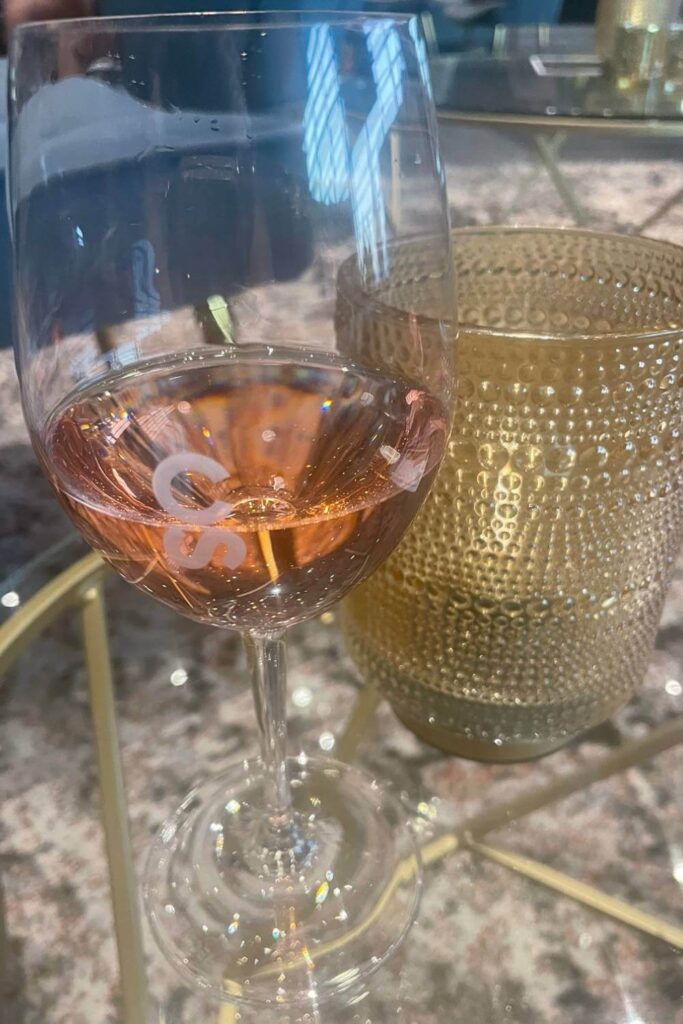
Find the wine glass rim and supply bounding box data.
[11,9,419,36]
[452,224,683,345]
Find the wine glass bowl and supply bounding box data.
[45,345,447,632]
[9,12,453,1006]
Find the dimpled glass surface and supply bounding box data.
[344,228,683,754]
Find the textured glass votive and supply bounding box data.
[342,227,683,761]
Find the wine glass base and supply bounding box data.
[143,756,422,1007]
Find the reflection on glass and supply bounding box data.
[304,20,405,275]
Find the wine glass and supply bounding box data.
[9,12,454,1007]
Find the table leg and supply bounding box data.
[82,584,148,1024]
[633,181,683,234]
[533,130,591,227]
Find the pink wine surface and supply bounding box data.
[46,352,446,628]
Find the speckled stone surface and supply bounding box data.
[3,525,683,1024]
[3,132,683,1023]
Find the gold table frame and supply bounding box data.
[2,552,683,1021]
[437,109,683,232]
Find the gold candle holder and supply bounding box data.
[342,228,683,761]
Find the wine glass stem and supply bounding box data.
[243,630,291,817]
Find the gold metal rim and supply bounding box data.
[0,551,107,677]
[438,109,683,134]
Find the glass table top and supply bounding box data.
[432,24,683,121]
[1,530,683,1024]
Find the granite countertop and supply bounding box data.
[2,129,683,1024]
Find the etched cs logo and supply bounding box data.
[152,452,247,570]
